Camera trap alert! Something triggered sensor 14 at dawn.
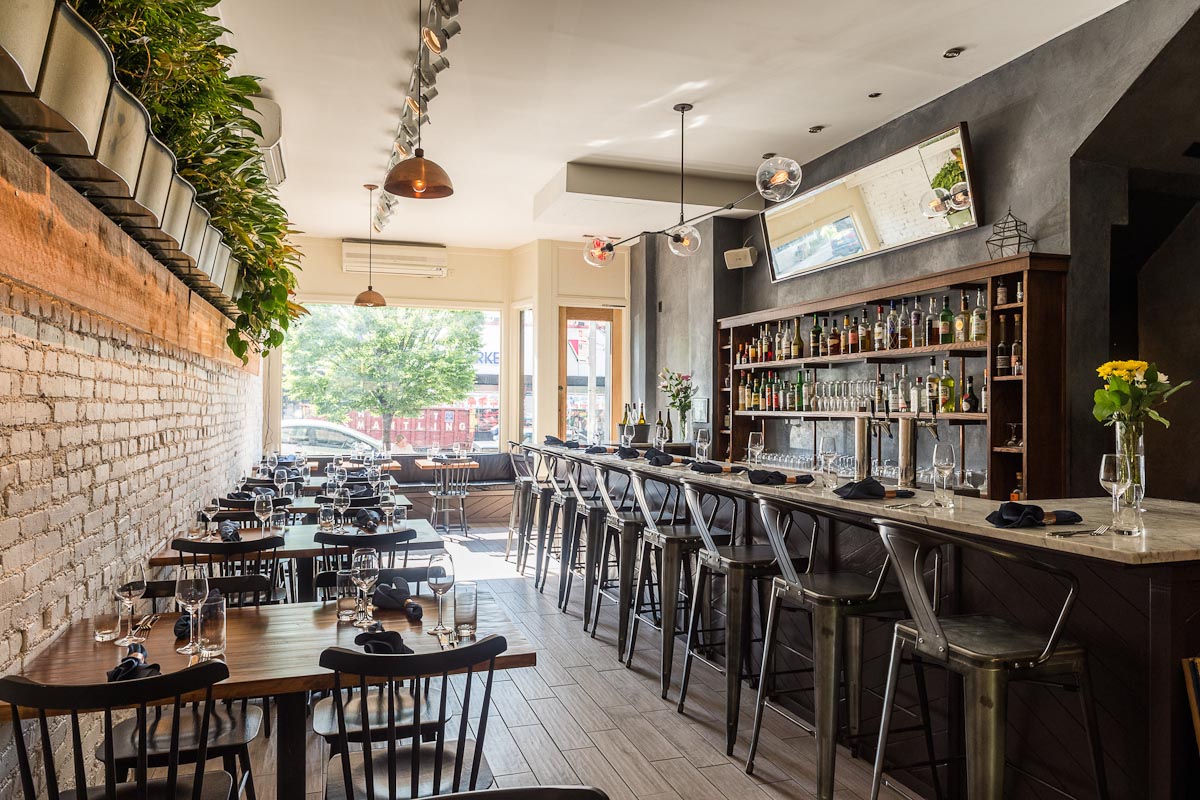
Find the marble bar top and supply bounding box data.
[531,444,1200,566]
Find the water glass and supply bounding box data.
[198,596,227,659]
[620,424,635,448]
[654,422,667,451]
[932,443,956,508]
[455,581,478,639]
[271,510,289,532]
[92,599,121,642]
[318,504,335,530]
[335,570,358,622]
[113,563,147,646]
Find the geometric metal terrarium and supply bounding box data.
[986,207,1037,258]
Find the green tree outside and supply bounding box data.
[283,305,483,450]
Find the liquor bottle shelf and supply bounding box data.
[993,446,1024,453]
[734,340,987,370]
[993,374,1024,382]
[734,409,987,424]
[992,302,1024,311]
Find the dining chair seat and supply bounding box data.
[98,703,262,766]
[710,543,779,568]
[324,739,493,800]
[311,685,446,743]
[648,523,729,542]
[895,614,1086,667]
[794,570,891,602]
[60,772,234,800]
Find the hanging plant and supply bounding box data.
[71,0,304,362]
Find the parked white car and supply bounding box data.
[281,419,384,455]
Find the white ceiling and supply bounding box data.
[218,0,1127,249]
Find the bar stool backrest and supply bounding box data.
[508,441,535,481]
[680,480,730,555]
[562,455,594,508]
[0,661,229,800]
[593,463,625,519]
[755,496,808,586]
[433,462,473,496]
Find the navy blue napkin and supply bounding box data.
[371,580,411,609]
[272,454,299,466]
[219,520,241,542]
[355,508,381,532]
[355,623,415,654]
[228,487,275,500]
[585,445,610,454]
[986,502,1084,528]
[748,470,814,486]
[544,436,580,449]
[834,477,915,499]
[174,589,223,638]
[689,462,748,475]
[617,446,640,460]
[107,644,161,682]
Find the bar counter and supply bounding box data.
[535,445,1200,799]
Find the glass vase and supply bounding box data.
[1114,419,1146,507]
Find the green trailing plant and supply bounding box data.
[72,0,304,361]
[930,153,966,192]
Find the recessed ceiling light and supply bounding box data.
[808,125,825,134]
[868,92,882,98]
[943,46,965,59]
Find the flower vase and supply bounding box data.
[1114,420,1146,507]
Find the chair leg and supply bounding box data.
[590,528,614,638]
[559,513,582,612]
[239,744,258,800]
[845,615,864,746]
[811,603,844,795]
[659,540,683,700]
[677,565,708,713]
[746,586,782,774]
[871,631,905,800]
[963,668,1008,800]
[1078,657,1109,800]
[626,539,652,668]
[724,565,749,755]
[261,696,271,738]
[912,656,944,800]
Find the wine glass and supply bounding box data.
[1099,454,1131,526]
[174,564,209,655]
[695,428,711,462]
[273,467,289,496]
[367,466,383,496]
[351,548,380,628]
[620,424,634,448]
[380,493,397,531]
[818,436,839,491]
[266,452,279,472]
[201,498,219,539]
[427,553,456,635]
[333,488,352,530]
[334,467,348,489]
[237,470,248,493]
[747,432,765,466]
[254,495,273,529]
[113,563,147,645]
[653,422,667,451]
[932,443,957,508]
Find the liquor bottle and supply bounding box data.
[821,319,831,357]
[960,376,979,412]
[775,325,785,364]
[1010,471,1025,502]
[970,288,987,342]
[889,372,900,412]
[802,370,813,412]
[886,301,901,350]
[995,315,1011,376]
[939,296,954,344]
[980,368,989,413]
[926,357,940,414]
[796,370,806,411]
[843,315,853,352]
[747,338,757,363]
[859,309,873,353]
[620,404,630,426]
[898,365,911,412]
[737,375,746,411]
[911,295,926,348]
[638,402,647,425]
[1016,280,1024,303]
[665,410,674,442]
[996,277,1008,306]
[828,318,841,356]
[874,305,886,352]
[953,292,970,343]
[847,316,860,353]
[735,343,744,365]
[938,359,956,412]
[899,298,912,349]
[791,318,801,358]
[926,296,938,347]
[809,315,822,356]
[874,367,885,412]
[911,376,923,415]
[1011,314,1024,376]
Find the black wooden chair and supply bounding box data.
[320,634,508,800]
[171,535,286,607]
[0,661,232,800]
[315,528,419,573]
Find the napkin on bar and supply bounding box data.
[688,462,748,475]
[643,448,678,467]
[218,521,242,542]
[585,445,614,454]
[355,509,381,532]
[371,580,412,609]
[271,454,299,466]
[355,622,415,655]
[985,502,1084,529]
[616,446,640,460]
[834,477,915,500]
[107,644,161,682]
[544,436,580,449]
[748,470,814,486]
[174,589,224,639]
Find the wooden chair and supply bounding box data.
[320,634,508,800]
[170,536,286,606]
[0,661,232,800]
[315,528,419,573]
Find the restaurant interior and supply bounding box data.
[2,1,1200,798]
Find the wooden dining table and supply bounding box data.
[5,595,535,799]
[149,521,445,601]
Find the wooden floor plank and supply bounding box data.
[551,684,620,732]
[651,757,726,800]
[562,747,640,800]
[604,705,683,761]
[511,664,558,700]
[509,723,584,785]
[586,729,673,796]
[529,696,598,750]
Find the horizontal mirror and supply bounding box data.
[762,123,978,282]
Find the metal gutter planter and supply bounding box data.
[0,0,55,94]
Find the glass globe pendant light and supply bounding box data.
[584,237,618,269]
[384,0,454,199]
[920,187,951,218]
[354,184,387,307]
[756,154,802,202]
[666,103,702,258]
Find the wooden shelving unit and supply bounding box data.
[714,252,1068,500]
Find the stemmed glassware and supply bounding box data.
[351,548,380,628]
[266,452,279,472]
[201,498,220,540]
[334,467,349,489]
[653,422,667,451]
[380,493,397,531]
[333,488,352,531]
[273,467,289,496]
[1099,454,1139,534]
[113,563,147,646]
[932,443,957,508]
[253,494,273,530]
[175,565,209,655]
[747,432,765,466]
[237,470,248,493]
[620,424,634,448]
[427,553,456,635]
[695,428,711,462]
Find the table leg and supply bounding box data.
[296,557,316,603]
[811,603,844,800]
[276,691,308,799]
[616,522,638,662]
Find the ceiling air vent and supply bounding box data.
[341,239,449,278]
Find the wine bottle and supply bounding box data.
[791,318,801,358]
[953,292,969,343]
[809,316,821,356]
[970,288,987,342]
[980,368,989,413]
[1011,313,1024,376]
[938,359,956,412]
[874,305,886,352]
[995,315,1011,376]
[665,410,674,442]
[638,402,647,425]
[620,404,630,426]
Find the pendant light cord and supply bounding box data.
[678,106,685,226]
[416,0,424,151]
[367,185,374,287]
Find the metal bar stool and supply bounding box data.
[751,498,940,800]
[428,459,472,535]
[676,479,791,755]
[506,441,537,564]
[588,460,644,661]
[535,450,578,603]
[515,446,556,582]
[624,466,705,698]
[558,452,607,623]
[871,518,1108,800]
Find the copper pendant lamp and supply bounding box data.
[384,0,453,199]
[354,184,387,307]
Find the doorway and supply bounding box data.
[558,307,622,441]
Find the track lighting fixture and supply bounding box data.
[422,4,462,55]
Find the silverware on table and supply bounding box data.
[1091,525,1110,536]
[1046,529,1095,538]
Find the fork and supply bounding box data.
[1091,525,1110,536]
[134,613,162,637]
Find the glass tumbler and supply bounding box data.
[335,570,358,622]
[454,581,478,639]
[198,596,227,659]
[92,600,121,642]
[318,504,335,530]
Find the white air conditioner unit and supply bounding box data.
[243,96,286,187]
[341,239,449,278]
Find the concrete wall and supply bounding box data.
[0,128,262,792]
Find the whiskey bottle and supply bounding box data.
[847,316,860,353]
[939,296,954,344]
[1010,471,1025,502]
[900,298,912,349]
[874,305,886,352]
[1011,313,1024,375]
[938,359,956,412]
[828,318,841,356]
[809,315,821,356]
[925,357,940,414]
[819,319,829,357]
[961,375,979,412]
[911,295,926,348]
[859,309,873,353]
[953,292,969,343]
[970,288,987,342]
[995,314,1011,376]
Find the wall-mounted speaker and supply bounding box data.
[724,246,757,270]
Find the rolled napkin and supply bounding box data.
[543,436,580,449]
[585,445,615,455]
[644,447,675,466]
[174,589,223,639]
[219,520,242,542]
[107,644,161,682]
[371,580,412,609]
[355,622,415,655]
[748,470,814,486]
[689,462,748,475]
[355,508,381,532]
[985,502,1084,529]
[272,454,299,466]
[616,446,640,460]
[834,477,915,500]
